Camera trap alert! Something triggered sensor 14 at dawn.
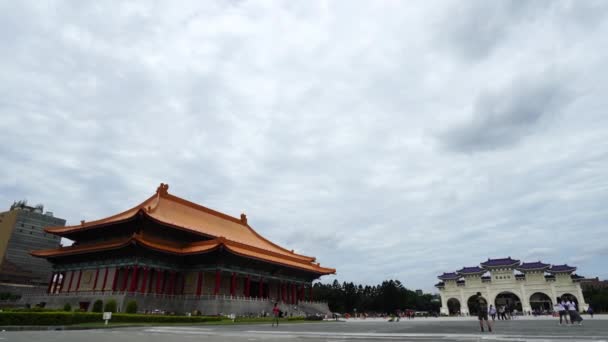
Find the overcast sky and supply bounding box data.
[1,1,607,292]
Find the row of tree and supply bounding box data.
[312,279,440,314]
[583,288,608,313]
[311,280,608,314]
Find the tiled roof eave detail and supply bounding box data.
[31,235,334,275]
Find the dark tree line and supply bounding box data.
[584,288,608,313]
[312,279,440,314]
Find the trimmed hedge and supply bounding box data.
[0,312,223,326]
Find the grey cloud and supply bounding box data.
[1,1,607,292]
[439,75,573,152]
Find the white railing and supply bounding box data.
[37,291,327,305]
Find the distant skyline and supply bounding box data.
[1,1,607,292]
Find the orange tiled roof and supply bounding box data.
[31,233,335,275]
[42,184,334,274]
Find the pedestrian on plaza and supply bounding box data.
[489,305,497,321]
[475,292,492,333]
[567,301,583,325]
[559,299,570,325]
[588,306,594,318]
[498,305,505,320]
[555,300,566,325]
[272,302,281,327]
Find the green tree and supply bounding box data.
[104,299,117,313]
[63,303,71,312]
[92,299,103,312]
[125,300,138,314]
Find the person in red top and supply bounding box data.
[272,302,281,327]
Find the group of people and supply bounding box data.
[554,298,583,325]
[488,304,513,320]
[476,293,586,333]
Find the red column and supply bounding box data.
[276,281,280,300]
[46,273,55,294]
[230,273,236,296]
[155,269,163,294]
[214,270,221,295]
[309,285,313,301]
[121,267,130,292]
[196,271,203,296]
[258,277,264,298]
[168,271,176,295]
[129,265,139,292]
[67,271,75,293]
[111,268,120,292]
[245,275,251,297]
[293,283,297,303]
[92,268,100,291]
[180,273,186,295]
[140,267,149,294]
[75,270,83,291]
[101,267,109,292]
[281,282,286,302]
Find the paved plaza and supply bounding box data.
[2,316,607,342]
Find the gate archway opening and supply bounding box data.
[467,295,487,315]
[494,292,522,313]
[529,292,552,313]
[447,298,461,315]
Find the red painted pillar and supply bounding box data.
[111,268,120,292]
[214,270,221,295]
[75,270,83,291]
[101,267,109,292]
[140,267,149,293]
[168,271,176,295]
[129,265,139,292]
[196,271,203,296]
[180,273,186,295]
[155,269,163,294]
[276,281,280,300]
[92,268,100,291]
[309,285,313,301]
[230,273,236,296]
[46,273,55,294]
[258,277,264,298]
[121,267,130,292]
[245,275,251,297]
[67,271,75,293]
[282,282,286,302]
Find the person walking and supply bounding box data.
[555,300,566,325]
[567,301,583,325]
[489,305,497,321]
[475,292,492,333]
[272,302,281,327]
[559,299,570,325]
[588,306,594,318]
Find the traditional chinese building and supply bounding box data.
[436,257,588,316]
[26,184,335,314]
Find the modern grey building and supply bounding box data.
[0,201,65,286]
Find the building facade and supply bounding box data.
[436,257,589,315]
[27,184,335,315]
[0,201,65,287]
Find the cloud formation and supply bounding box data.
[1,1,607,292]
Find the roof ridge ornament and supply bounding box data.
[156,183,170,196]
[240,213,248,225]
